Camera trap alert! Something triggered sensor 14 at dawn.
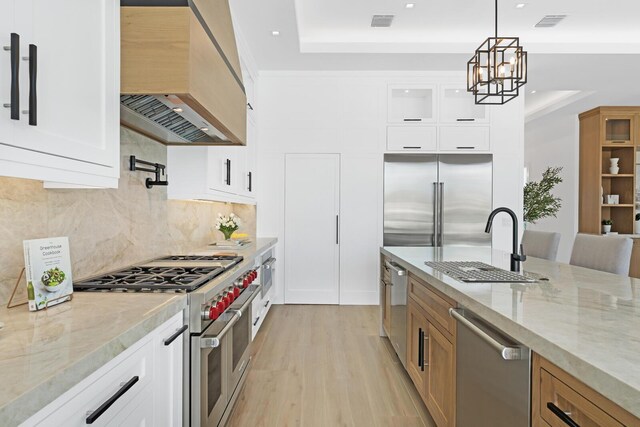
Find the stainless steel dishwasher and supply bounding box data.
[387,261,408,368]
[450,307,531,427]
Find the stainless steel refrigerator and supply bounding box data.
[384,154,493,247]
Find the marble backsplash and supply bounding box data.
[0,127,256,305]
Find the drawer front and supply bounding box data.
[409,276,455,335]
[387,126,437,151]
[540,369,624,427]
[439,126,490,151]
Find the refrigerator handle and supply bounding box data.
[433,182,438,246]
[439,183,444,246]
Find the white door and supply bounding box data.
[10,0,119,168]
[285,153,340,304]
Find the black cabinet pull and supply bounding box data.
[546,402,580,427]
[418,327,424,371]
[336,215,339,245]
[28,44,36,126]
[264,300,270,308]
[225,159,231,185]
[403,118,422,122]
[8,33,19,120]
[163,324,188,346]
[456,118,475,122]
[86,376,139,424]
[248,171,252,192]
[456,146,475,150]
[403,146,422,149]
[253,316,260,326]
[247,102,254,111]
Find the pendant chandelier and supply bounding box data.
[467,0,528,105]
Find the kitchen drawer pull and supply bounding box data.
[163,324,188,346]
[456,118,476,122]
[403,118,422,122]
[385,261,405,276]
[247,102,254,111]
[28,44,36,126]
[263,258,276,270]
[456,146,475,150]
[248,171,252,192]
[253,316,260,326]
[264,300,270,308]
[546,402,580,427]
[418,327,424,371]
[449,308,522,360]
[7,33,19,120]
[402,146,422,149]
[225,159,231,185]
[85,376,139,424]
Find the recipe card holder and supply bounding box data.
[7,268,73,309]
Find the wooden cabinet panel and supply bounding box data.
[532,353,640,427]
[407,299,429,400]
[426,323,455,427]
[409,274,455,336]
[630,238,640,279]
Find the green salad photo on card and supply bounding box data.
[23,237,73,311]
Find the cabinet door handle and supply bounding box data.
[336,214,339,245]
[248,171,252,192]
[456,146,476,150]
[423,334,429,367]
[546,402,580,427]
[403,146,422,150]
[418,327,424,371]
[264,300,270,308]
[403,118,422,122]
[225,159,231,185]
[253,316,260,326]
[5,33,19,120]
[27,44,36,126]
[163,324,188,346]
[456,118,475,122]
[247,102,254,111]
[85,376,139,424]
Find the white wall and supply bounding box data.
[524,113,579,262]
[256,71,525,305]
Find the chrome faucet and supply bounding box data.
[485,207,526,272]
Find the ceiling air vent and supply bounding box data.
[371,15,394,28]
[534,15,567,28]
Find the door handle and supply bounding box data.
[163,324,188,346]
[433,182,438,246]
[3,33,19,120]
[248,171,252,192]
[418,328,425,371]
[225,159,231,185]
[336,214,339,245]
[546,402,579,427]
[439,182,444,246]
[27,44,36,126]
[85,376,139,424]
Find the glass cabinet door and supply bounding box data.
[388,85,436,123]
[439,86,488,123]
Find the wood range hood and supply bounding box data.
[120,0,247,146]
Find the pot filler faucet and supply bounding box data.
[485,207,527,272]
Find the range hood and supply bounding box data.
[120,0,247,146]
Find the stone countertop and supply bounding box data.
[381,246,640,418]
[0,292,187,426]
[0,237,277,426]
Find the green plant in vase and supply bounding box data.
[602,219,613,234]
[523,167,563,227]
[216,213,241,241]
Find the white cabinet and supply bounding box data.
[439,126,490,151]
[388,85,437,123]
[387,126,437,151]
[0,0,119,188]
[23,312,185,427]
[439,85,489,124]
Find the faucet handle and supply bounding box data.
[513,244,527,262]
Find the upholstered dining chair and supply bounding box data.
[569,233,633,275]
[521,230,561,261]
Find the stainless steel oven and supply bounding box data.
[259,250,276,298]
[192,282,261,427]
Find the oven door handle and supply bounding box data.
[200,312,241,349]
[234,284,263,316]
[262,258,276,270]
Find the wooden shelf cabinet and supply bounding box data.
[579,107,640,235]
[532,353,640,427]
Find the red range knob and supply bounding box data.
[227,290,235,302]
[243,277,249,288]
[209,305,220,320]
[222,295,230,308]
[233,287,240,297]
[252,271,258,281]
[216,300,225,312]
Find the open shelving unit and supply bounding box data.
[579,107,639,235]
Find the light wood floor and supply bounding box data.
[228,305,436,427]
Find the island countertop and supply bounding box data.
[381,245,640,418]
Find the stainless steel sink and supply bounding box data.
[424,261,537,283]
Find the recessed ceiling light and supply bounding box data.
[200,127,209,132]
[516,3,526,9]
[405,3,415,8]
[271,30,280,36]
[530,90,537,94]
[172,107,183,113]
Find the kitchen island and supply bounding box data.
[381,245,640,423]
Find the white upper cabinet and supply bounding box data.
[388,85,437,123]
[439,85,489,124]
[0,0,119,188]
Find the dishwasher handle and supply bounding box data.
[385,261,406,276]
[449,308,522,361]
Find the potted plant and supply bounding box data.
[636,213,640,234]
[523,167,563,227]
[215,213,241,241]
[602,219,613,234]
